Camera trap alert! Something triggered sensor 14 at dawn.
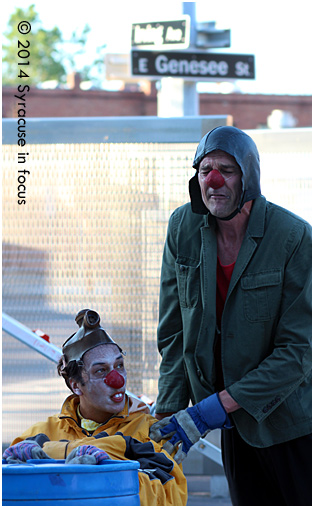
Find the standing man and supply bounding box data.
[150,126,311,506]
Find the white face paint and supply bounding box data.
[70,344,127,423]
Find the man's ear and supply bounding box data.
[69,378,83,396]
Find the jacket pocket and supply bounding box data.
[241,269,282,322]
[175,258,201,309]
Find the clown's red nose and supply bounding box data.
[104,370,125,389]
[205,169,225,189]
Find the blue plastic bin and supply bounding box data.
[2,459,140,505]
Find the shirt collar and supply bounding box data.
[77,405,103,432]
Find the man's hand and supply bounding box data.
[3,440,51,464]
[66,445,110,464]
[219,389,241,413]
[149,393,232,463]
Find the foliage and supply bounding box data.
[2,4,96,87]
[3,5,64,86]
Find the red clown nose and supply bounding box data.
[205,169,225,189]
[104,370,125,389]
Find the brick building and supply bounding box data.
[3,75,311,129]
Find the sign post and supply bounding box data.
[182,1,198,116]
[129,2,255,116]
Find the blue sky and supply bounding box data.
[2,0,313,95]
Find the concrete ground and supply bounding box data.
[183,430,232,506]
[186,475,232,506]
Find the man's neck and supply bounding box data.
[216,201,252,264]
[78,402,112,425]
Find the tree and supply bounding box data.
[2,5,92,87]
[3,5,65,86]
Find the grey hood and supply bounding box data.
[189,126,261,218]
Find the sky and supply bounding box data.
[2,0,313,95]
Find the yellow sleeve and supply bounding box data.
[45,434,188,506]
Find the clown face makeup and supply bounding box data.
[70,344,127,423]
[189,126,261,219]
[198,150,242,219]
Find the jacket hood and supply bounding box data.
[189,126,261,217]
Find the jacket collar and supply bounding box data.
[246,196,266,238]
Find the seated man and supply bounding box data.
[3,309,187,506]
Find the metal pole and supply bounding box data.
[182,2,199,116]
[2,312,62,363]
[193,438,223,466]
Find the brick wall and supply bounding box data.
[3,86,157,119]
[3,84,311,129]
[199,93,312,129]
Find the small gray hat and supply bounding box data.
[62,309,123,365]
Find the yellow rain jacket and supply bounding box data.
[11,393,187,506]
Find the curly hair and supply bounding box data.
[57,358,86,393]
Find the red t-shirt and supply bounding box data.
[215,257,235,390]
[216,257,235,329]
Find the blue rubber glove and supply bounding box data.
[66,445,110,464]
[149,393,232,463]
[3,440,51,464]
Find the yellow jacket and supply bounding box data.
[11,394,187,506]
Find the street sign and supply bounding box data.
[131,17,190,50]
[131,50,255,80]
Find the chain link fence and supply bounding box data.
[2,118,311,445]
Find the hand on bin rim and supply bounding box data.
[3,440,51,464]
[149,393,232,464]
[66,445,110,464]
